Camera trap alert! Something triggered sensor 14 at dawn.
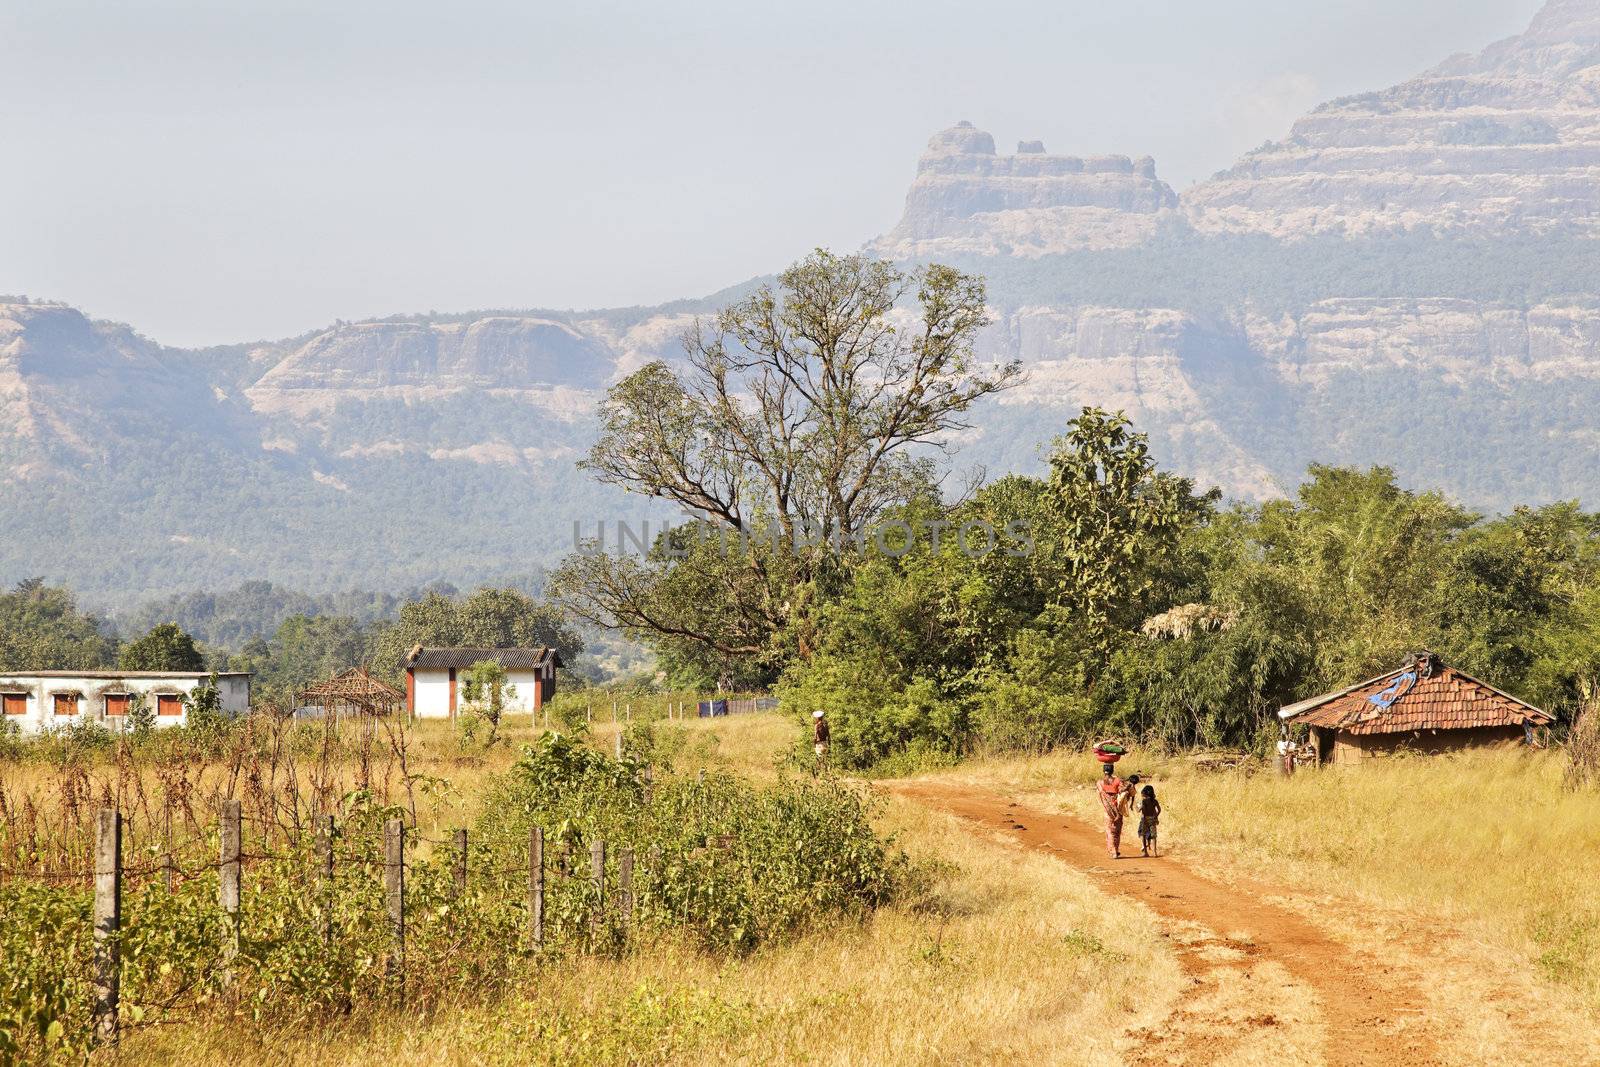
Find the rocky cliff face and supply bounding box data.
[856,0,1600,508]
[0,302,248,472]
[246,316,613,418]
[869,121,1180,258]
[883,3,1600,247]
[1186,0,1600,237]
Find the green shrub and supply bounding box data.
[0,884,94,1064]
[476,732,904,952]
[777,659,965,771]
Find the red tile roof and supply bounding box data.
[1281,660,1552,735]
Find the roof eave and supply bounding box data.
[1278,669,1399,720]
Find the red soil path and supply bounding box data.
[894,781,1439,1067]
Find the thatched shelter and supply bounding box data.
[1279,651,1552,765]
[297,666,406,722]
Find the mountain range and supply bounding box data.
[6,0,1600,610]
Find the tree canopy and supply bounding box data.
[554,250,1022,682]
[370,587,583,676]
[774,418,1600,767]
[118,622,205,672]
[0,579,117,672]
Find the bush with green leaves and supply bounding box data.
[126,692,155,737]
[477,731,904,952]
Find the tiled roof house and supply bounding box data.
[401,646,564,719]
[1279,651,1551,764]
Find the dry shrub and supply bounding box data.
[1565,692,1600,791]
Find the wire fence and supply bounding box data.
[9,799,652,1047]
[554,694,779,727]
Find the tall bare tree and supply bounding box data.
[554,250,1022,677]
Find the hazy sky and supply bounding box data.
[1,0,1547,347]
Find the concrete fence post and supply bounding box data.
[162,806,175,895]
[528,826,544,949]
[619,847,634,929]
[219,799,242,962]
[93,808,121,1045]
[453,828,469,898]
[384,818,405,991]
[590,839,606,938]
[316,814,335,945]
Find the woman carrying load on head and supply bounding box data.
[1097,764,1127,858]
[1093,741,1131,858]
[1094,742,1132,857]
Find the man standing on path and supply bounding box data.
[1098,763,1129,858]
[812,709,830,768]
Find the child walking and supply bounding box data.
[1138,784,1161,857]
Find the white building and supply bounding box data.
[0,671,251,736]
[403,646,562,719]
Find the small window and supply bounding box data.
[157,694,183,717]
[53,694,78,717]
[1,693,25,716]
[105,694,130,718]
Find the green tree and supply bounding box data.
[555,249,1021,673]
[461,658,513,743]
[0,579,117,671]
[180,673,232,748]
[251,614,371,690]
[1041,408,1218,657]
[370,587,582,676]
[118,622,204,672]
[126,692,155,736]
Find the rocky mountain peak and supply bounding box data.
[1432,0,1600,79]
[928,120,996,155]
[1185,0,1600,238]
[868,122,1178,258]
[1523,0,1600,43]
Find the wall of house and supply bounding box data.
[0,674,250,737]
[413,670,453,718]
[407,660,557,719]
[506,670,539,712]
[217,676,251,714]
[1329,725,1525,762]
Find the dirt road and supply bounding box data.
[894,781,1439,1067]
